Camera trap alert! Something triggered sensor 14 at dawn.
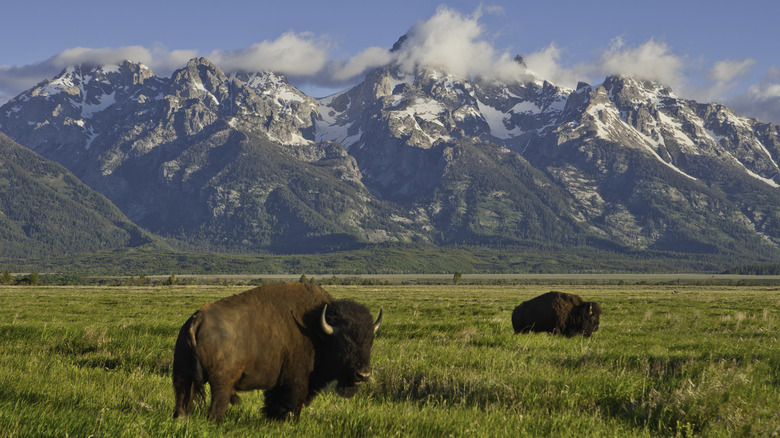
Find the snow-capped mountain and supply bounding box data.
[2,51,780,261]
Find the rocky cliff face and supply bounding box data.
[2,56,780,259]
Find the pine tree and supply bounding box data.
[27,271,40,285]
[0,269,13,284]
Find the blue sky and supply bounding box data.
[2,0,779,123]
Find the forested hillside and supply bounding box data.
[0,132,164,258]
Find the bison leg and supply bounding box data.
[230,390,241,405]
[262,384,305,420]
[207,379,235,423]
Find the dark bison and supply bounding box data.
[172,282,382,421]
[511,291,601,337]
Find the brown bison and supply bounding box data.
[511,291,601,337]
[172,282,382,421]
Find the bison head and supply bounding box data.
[318,300,382,397]
[578,301,602,337]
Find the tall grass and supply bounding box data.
[0,284,778,436]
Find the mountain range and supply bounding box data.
[2,40,780,270]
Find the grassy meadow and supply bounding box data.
[0,282,778,437]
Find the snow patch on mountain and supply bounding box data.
[40,66,79,96]
[395,97,446,122]
[511,101,543,114]
[477,98,522,139]
[737,161,780,187]
[705,128,725,145]
[656,111,698,152]
[81,91,116,118]
[387,72,414,91]
[315,92,361,147]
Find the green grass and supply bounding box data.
[1,284,778,436]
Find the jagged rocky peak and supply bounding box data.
[390,34,408,53]
[229,70,319,146]
[75,60,155,87]
[561,76,658,124]
[154,57,315,145]
[0,60,155,155]
[170,57,231,102]
[231,70,313,110]
[602,75,676,108]
[414,66,473,104]
[116,60,156,84]
[354,65,400,102]
[235,70,290,94]
[47,60,155,96]
[319,64,400,127]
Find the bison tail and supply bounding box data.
[188,313,207,401]
[173,314,207,417]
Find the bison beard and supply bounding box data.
[511,291,601,337]
[172,282,382,422]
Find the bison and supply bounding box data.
[511,291,601,337]
[172,282,382,421]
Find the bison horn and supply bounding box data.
[373,309,383,334]
[321,305,335,335]
[588,303,593,315]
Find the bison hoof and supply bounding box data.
[263,406,299,421]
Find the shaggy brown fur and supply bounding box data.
[511,291,601,337]
[172,282,382,421]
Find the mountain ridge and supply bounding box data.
[2,55,779,266]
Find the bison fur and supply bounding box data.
[511,291,601,337]
[172,282,382,422]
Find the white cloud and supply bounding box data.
[150,45,200,73]
[708,58,756,84]
[523,43,588,88]
[0,64,53,103]
[393,7,489,77]
[596,37,687,90]
[304,6,530,87]
[329,46,393,81]
[389,6,516,80]
[206,32,329,76]
[694,58,758,101]
[727,66,780,124]
[50,46,154,68]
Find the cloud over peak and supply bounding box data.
[206,32,329,76]
[596,37,687,89]
[392,6,501,78]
